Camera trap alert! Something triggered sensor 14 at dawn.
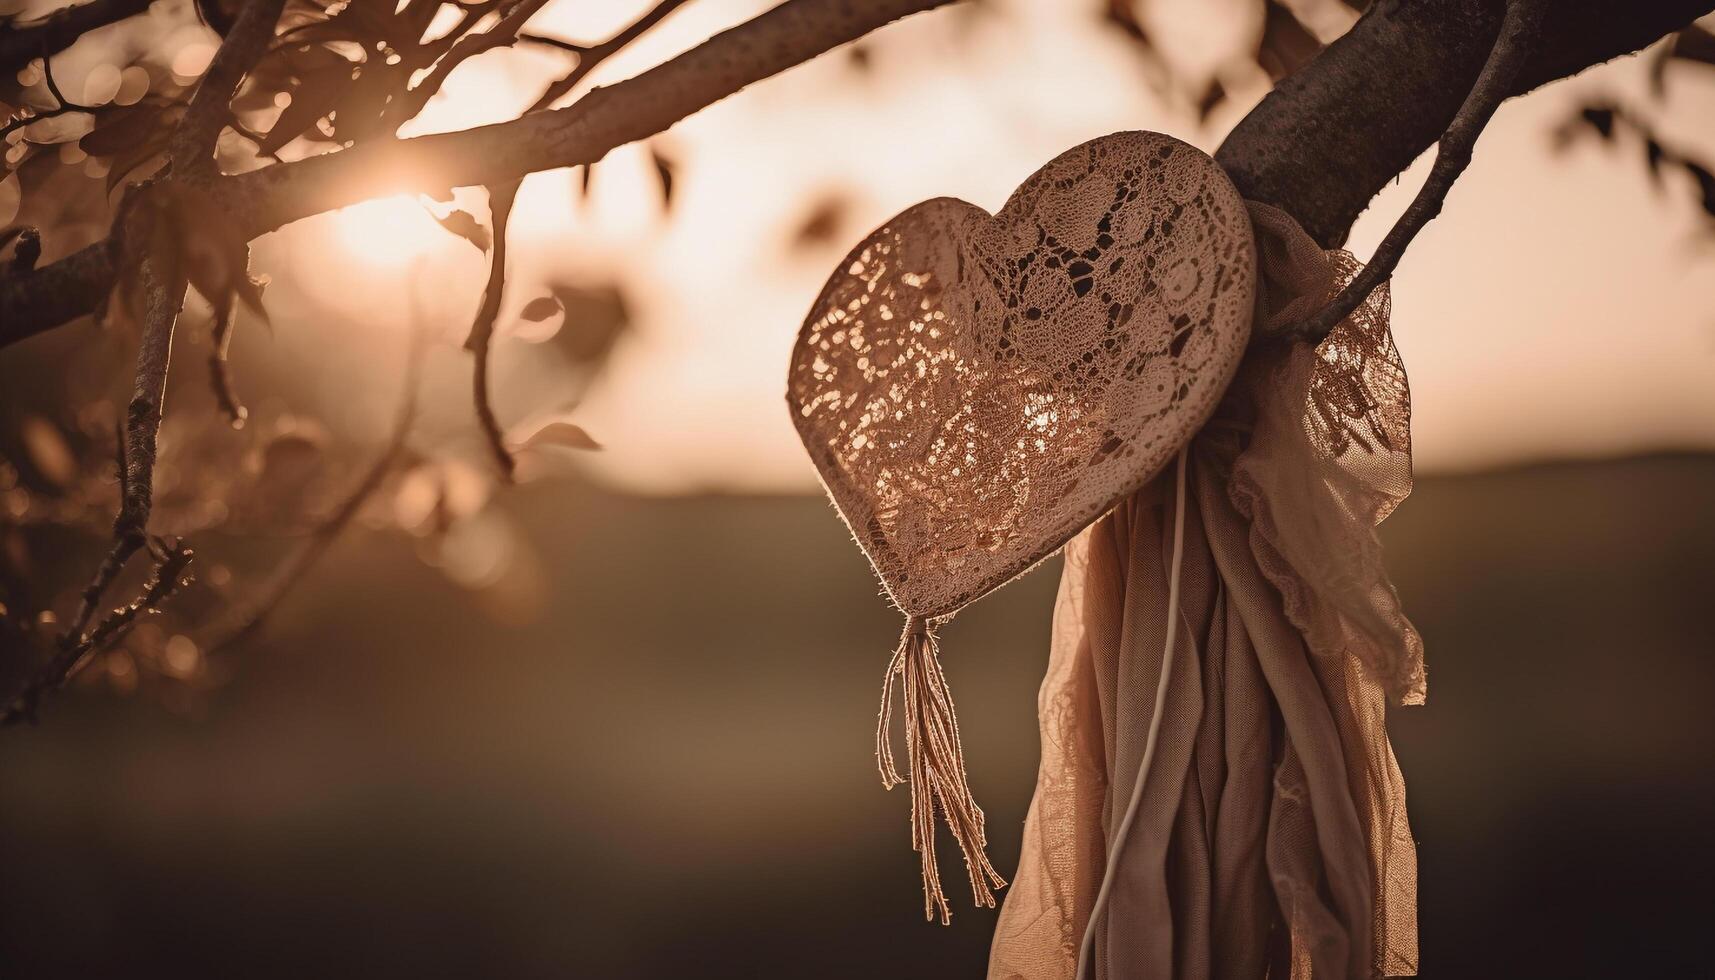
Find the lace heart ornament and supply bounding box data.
[786,131,1256,922]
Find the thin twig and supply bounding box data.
[464,183,518,481]
[203,321,426,651]
[209,303,247,428]
[169,0,287,174]
[3,539,194,725]
[388,0,555,129]
[1282,0,1547,343]
[0,0,155,78]
[0,50,95,143]
[459,0,691,480]
[526,0,691,110]
[65,254,186,641]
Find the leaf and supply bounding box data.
[519,296,562,322]
[548,283,628,369]
[79,100,179,157]
[21,416,76,488]
[434,207,490,252]
[1197,77,1226,123]
[258,61,354,153]
[1102,0,1148,45]
[1579,105,1616,140]
[518,421,600,451]
[1685,160,1715,219]
[1257,0,1322,82]
[792,194,850,248]
[648,144,675,211]
[1668,24,1715,70]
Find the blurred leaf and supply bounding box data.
[518,421,600,452]
[259,62,354,154]
[1644,137,1667,185]
[519,296,562,322]
[649,144,675,212]
[1197,76,1226,123]
[548,282,628,369]
[79,99,180,157]
[1579,105,1615,140]
[1686,160,1715,218]
[433,207,490,252]
[1257,0,1322,82]
[1102,0,1148,45]
[792,194,851,248]
[21,416,76,488]
[1668,24,1715,69]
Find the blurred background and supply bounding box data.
[1,0,1713,976]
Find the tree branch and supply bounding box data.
[0,0,155,78]
[526,0,692,108]
[168,0,287,173]
[1281,0,1547,343]
[1216,0,1715,248]
[204,321,424,652]
[63,252,185,641]
[1,0,955,348]
[465,183,518,481]
[2,539,194,726]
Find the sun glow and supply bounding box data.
[333,194,450,266]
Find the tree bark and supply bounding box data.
[1217,0,1715,247]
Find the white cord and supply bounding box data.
[1074,445,1189,980]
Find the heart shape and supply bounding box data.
[789,131,1255,617]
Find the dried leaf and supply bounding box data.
[1668,24,1715,70]
[434,207,490,252]
[1685,160,1715,218]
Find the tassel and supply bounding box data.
[876,614,1008,924]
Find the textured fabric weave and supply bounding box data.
[989,203,1421,979]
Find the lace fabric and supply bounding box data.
[786,129,1421,976]
[989,203,1421,979]
[789,132,1255,620]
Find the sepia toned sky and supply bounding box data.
[29,0,1715,494]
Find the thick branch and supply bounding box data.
[1284,0,1546,342]
[0,0,155,78]
[6,0,1709,352]
[1216,0,1715,248]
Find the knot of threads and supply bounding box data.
[875,612,1006,924]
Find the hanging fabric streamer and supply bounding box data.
[787,130,1421,977]
[989,203,1422,980]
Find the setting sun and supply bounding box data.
[332,194,450,265]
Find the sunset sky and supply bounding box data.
[29,0,1715,494]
